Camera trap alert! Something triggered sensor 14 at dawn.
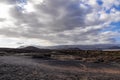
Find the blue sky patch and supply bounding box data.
[101,21,120,32]
[96,0,103,5]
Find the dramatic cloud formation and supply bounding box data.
[0,0,120,47]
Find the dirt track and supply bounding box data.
[0,56,120,80]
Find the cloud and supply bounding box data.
[0,18,6,22]
[102,0,120,10]
[0,0,120,47]
[10,0,92,31]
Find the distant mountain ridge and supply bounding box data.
[108,46,120,49]
[0,44,120,53]
[30,44,120,50]
[17,44,120,50]
[48,45,119,50]
[20,46,40,50]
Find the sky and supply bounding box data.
[0,0,120,48]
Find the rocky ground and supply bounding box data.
[0,56,120,80]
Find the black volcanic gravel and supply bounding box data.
[0,56,120,80]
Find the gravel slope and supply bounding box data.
[0,56,120,80]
